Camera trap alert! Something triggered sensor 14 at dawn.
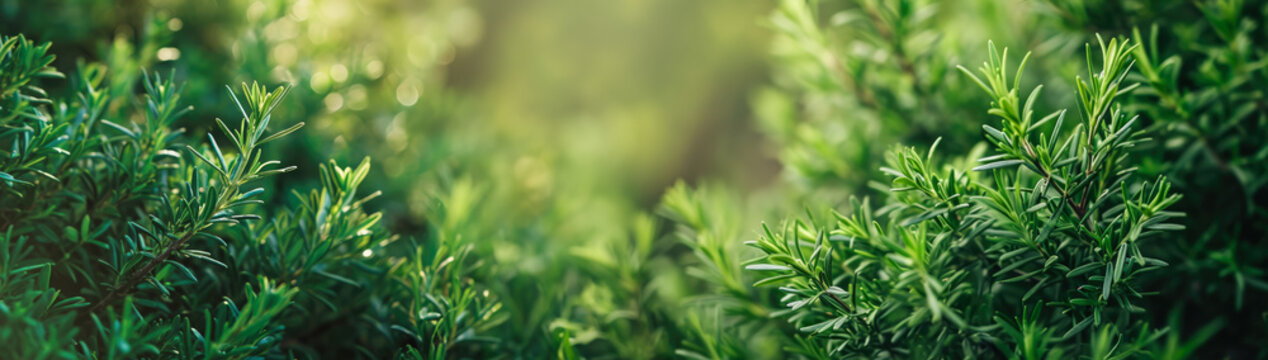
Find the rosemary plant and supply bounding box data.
[0,35,499,359]
[2,0,1264,358]
[744,38,1184,358]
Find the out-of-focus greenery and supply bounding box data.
[1,0,1265,358]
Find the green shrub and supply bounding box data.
[735,1,1265,357]
[746,37,1183,358]
[2,0,1264,358]
[0,34,499,359]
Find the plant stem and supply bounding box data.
[88,231,195,313]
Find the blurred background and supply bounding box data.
[0,0,1080,235]
[3,0,778,210]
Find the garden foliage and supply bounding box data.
[1,0,1265,358]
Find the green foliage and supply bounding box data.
[742,37,1184,358]
[756,0,999,193]
[0,34,65,190]
[728,0,1266,357]
[1,0,1264,358]
[1127,0,1268,332]
[659,182,784,359]
[0,32,499,358]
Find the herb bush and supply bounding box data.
[1,0,1265,358]
[0,35,499,358]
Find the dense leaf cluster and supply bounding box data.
[746,38,1184,358]
[0,35,499,359]
[1,0,1264,358]
[732,0,1266,358]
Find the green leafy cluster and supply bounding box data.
[710,0,1266,358]
[755,0,1001,193]
[1,0,1264,358]
[0,34,499,359]
[1124,0,1268,328]
[742,38,1184,358]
